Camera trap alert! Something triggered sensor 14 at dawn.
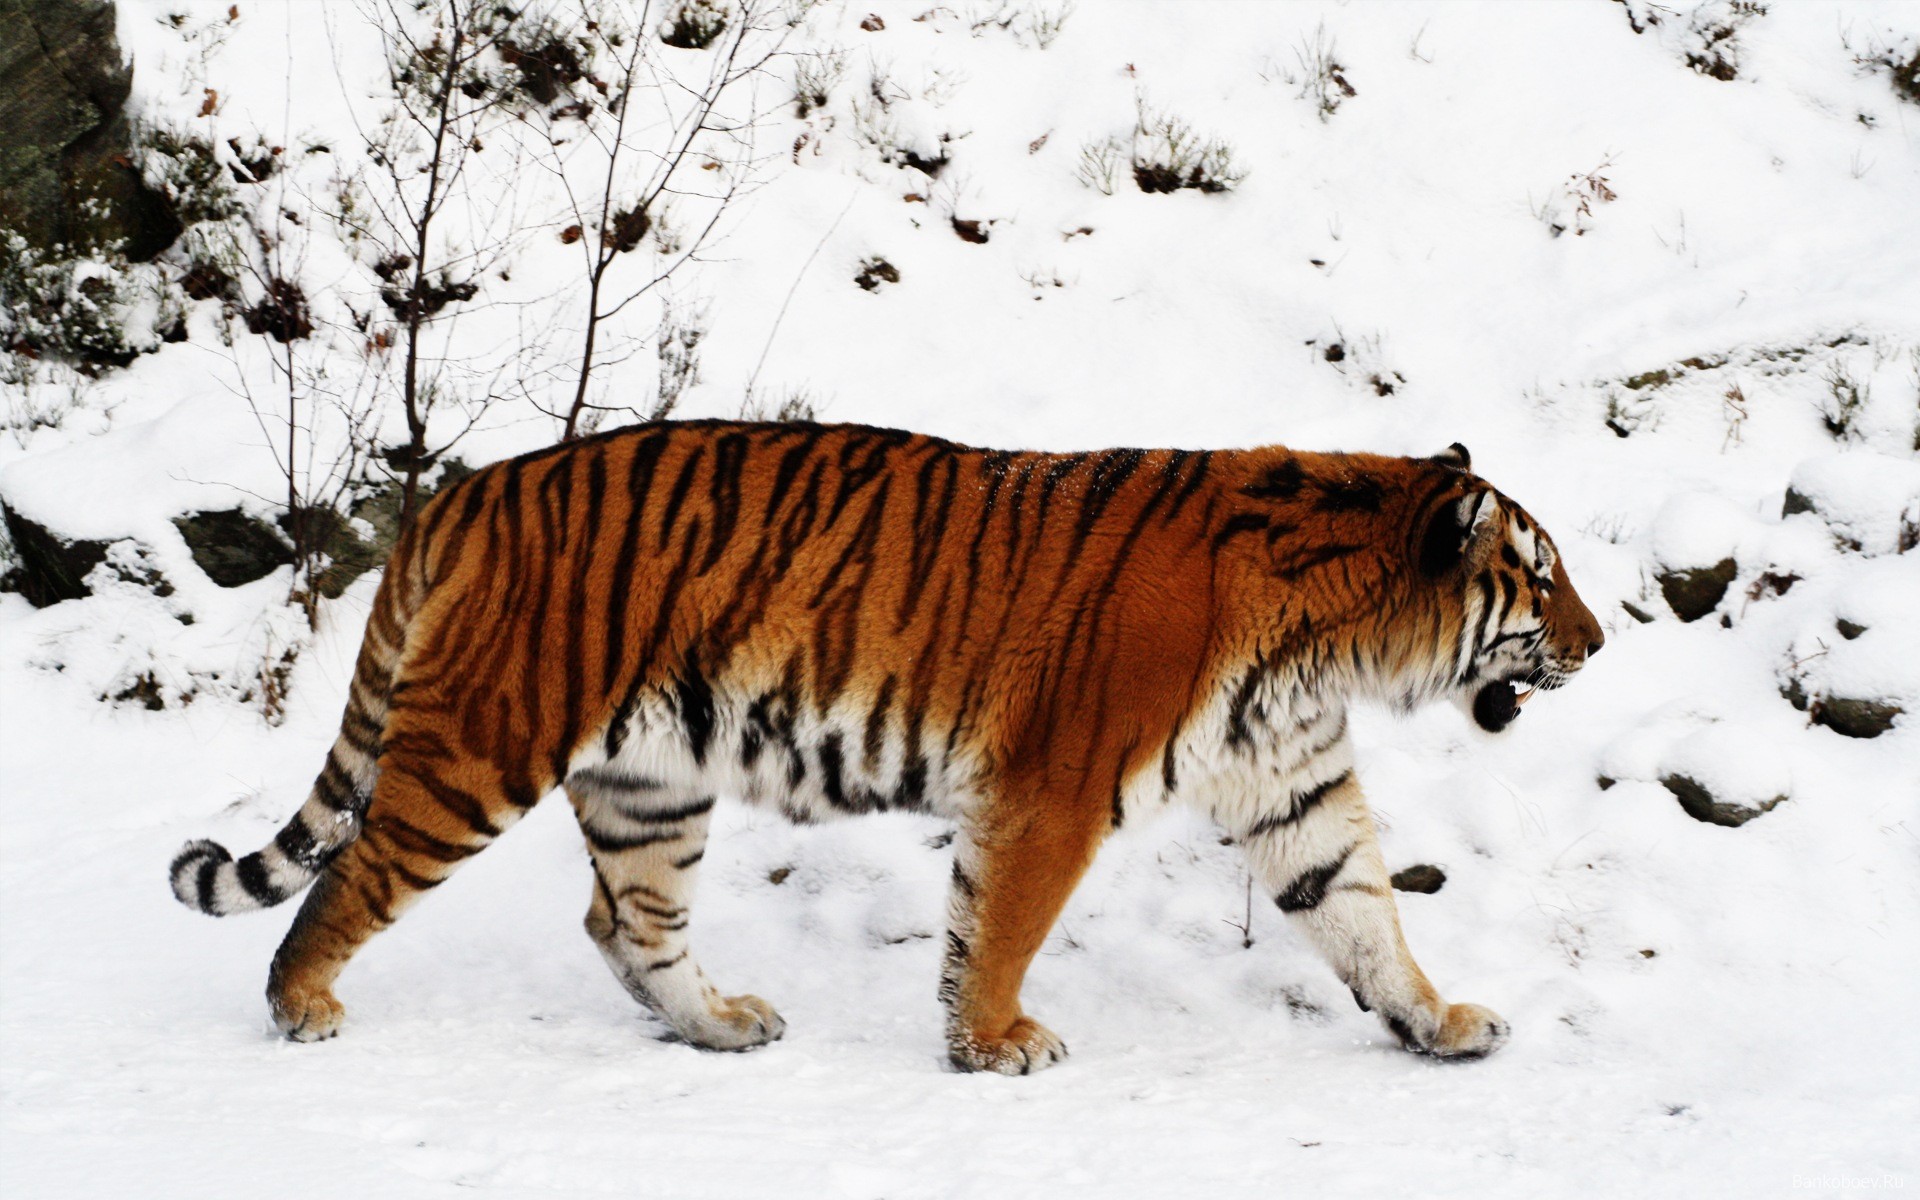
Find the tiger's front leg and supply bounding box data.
[940,792,1109,1075]
[1235,767,1508,1059]
[567,770,785,1051]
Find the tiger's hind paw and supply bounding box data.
[948,1016,1068,1076]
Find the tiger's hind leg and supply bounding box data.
[567,769,784,1051]
[1235,769,1507,1059]
[266,750,527,1041]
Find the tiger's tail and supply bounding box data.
[169,518,433,916]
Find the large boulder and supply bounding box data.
[0,0,180,259]
[1,501,109,606]
[172,508,293,588]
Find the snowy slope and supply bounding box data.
[3,1,1919,1196]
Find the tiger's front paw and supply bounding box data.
[1428,1002,1508,1060]
[948,1016,1068,1075]
[268,983,344,1042]
[682,993,786,1052]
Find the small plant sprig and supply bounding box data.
[1130,99,1245,195]
[1721,382,1749,451]
[1291,23,1355,122]
[1074,134,1125,195]
[1819,359,1869,441]
[1534,156,1618,237]
[792,48,845,117]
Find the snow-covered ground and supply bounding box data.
[3,2,1918,1196]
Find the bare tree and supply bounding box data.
[529,0,798,438]
[333,0,558,524]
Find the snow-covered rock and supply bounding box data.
[1657,724,1792,827]
[1783,451,1920,557]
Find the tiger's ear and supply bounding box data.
[1429,443,1471,471]
[1419,490,1495,576]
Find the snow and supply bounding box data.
[4,1,1920,1196]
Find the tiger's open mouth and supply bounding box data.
[1470,672,1561,733]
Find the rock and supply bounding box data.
[1662,773,1785,827]
[1,502,110,606]
[1657,557,1735,622]
[1813,695,1903,740]
[1621,600,1656,624]
[1390,864,1446,893]
[173,508,293,587]
[0,0,181,260]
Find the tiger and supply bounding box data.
[170,421,1603,1074]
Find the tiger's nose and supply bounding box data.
[1586,631,1605,657]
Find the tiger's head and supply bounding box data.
[1417,443,1604,733]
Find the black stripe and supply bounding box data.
[1244,769,1352,839]
[675,665,716,766]
[583,825,688,853]
[1242,457,1304,500]
[602,431,672,696]
[765,431,823,522]
[1225,658,1268,751]
[1315,472,1383,512]
[1472,573,1499,653]
[236,853,281,904]
[616,795,716,824]
[376,817,475,864]
[863,675,898,770]
[898,449,960,628]
[1211,511,1268,551]
[1275,844,1356,913]
[274,816,328,870]
[195,856,221,911]
[819,732,850,810]
[657,444,706,552]
[670,848,704,869]
[340,715,382,760]
[1069,447,1146,558]
[413,771,502,838]
[1273,542,1364,578]
[387,857,443,894]
[826,429,907,527]
[1164,450,1213,521]
[314,753,358,811]
[699,431,750,573]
